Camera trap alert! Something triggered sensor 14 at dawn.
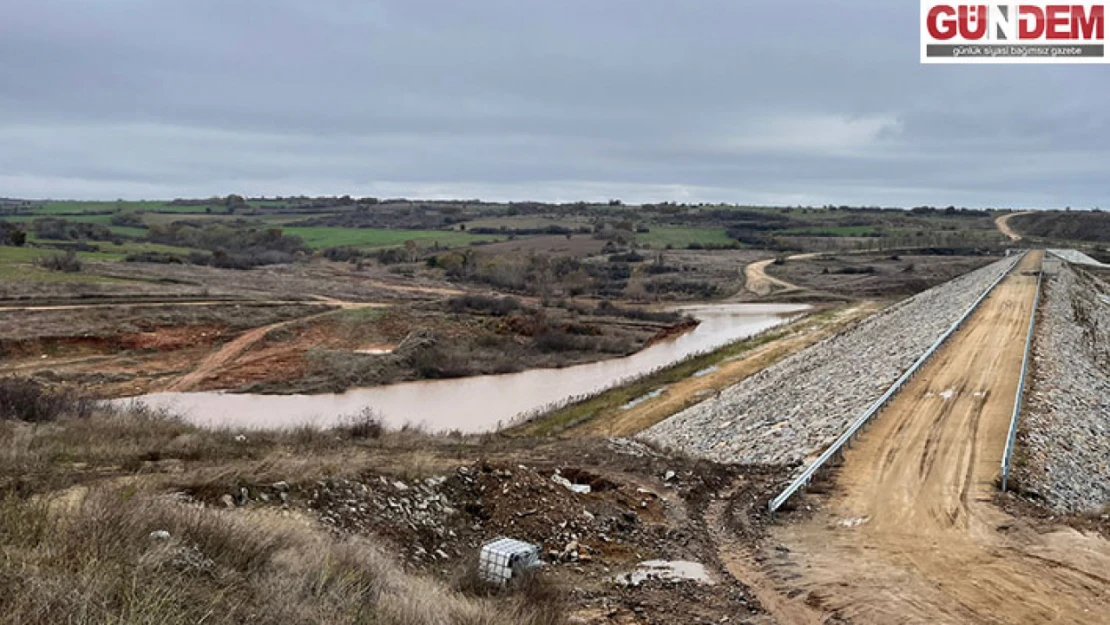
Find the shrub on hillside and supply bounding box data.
[146,221,306,268]
[125,251,187,264]
[0,377,93,422]
[333,408,384,440]
[0,221,26,247]
[644,278,720,299]
[608,251,645,263]
[593,300,683,324]
[109,212,146,228]
[35,250,82,273]
[321,246,371,263]
[833,266,877,275]
[447,294,524,316]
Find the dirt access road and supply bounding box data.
[744,253,819,296]
[0,295,387,393]
[165,301,388,392]
[995,211,1034,242]
[763,251,1110,624]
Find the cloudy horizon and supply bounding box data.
[2,1,1108,208]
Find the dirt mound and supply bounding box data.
[178,438,782,625]
[121,325,228,350]
[302,461,668,567]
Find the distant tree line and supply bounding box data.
[140,220,308,268]
[31,217,115,242]
[109,213,146,228]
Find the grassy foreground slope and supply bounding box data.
[0,381,561,625]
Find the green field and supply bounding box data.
[0,247,112,283]
[29,201,181,215]
[465,215,592,230]
[781,225,882,237]
[5,214,147,238]
[139,212,303,226]
[73,241,200,261]
[15,200,274,215]
[635,227,736,248]
[0,241,200,287]
[1,240,200,264]
[4,210,308,238]
[283,227,501,250]
[0,246,53,264]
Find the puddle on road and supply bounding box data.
[621,388,666,410]
[618,560,715,586]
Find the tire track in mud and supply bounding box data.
[1017,552,1110,586]
[705,480,826,625]
[955,390,990,528]
[916,381,963,483]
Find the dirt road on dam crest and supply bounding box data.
[763,251,1110,624]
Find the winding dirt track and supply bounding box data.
[165,301,387,392]
[764,251,1110,624]
[995,212,1034,242]
[744,253,819,296]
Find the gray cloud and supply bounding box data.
[1,0,1107,207]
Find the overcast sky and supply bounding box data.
[2,1,1108,207]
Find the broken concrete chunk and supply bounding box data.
[552,473,591,494]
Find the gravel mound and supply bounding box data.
[1017,261,1110,513]
[642,256,1017,470]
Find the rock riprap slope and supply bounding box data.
[643,256,1018,470]
[1017,260,1110,513]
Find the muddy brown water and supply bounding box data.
[118,303,808,433]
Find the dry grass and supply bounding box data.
[0,488,564,625]
[0,399,565,624]
[0,397,477,497]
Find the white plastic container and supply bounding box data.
[478,537,542,584]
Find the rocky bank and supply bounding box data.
[642,256,1018,472]
[1017,260,1110,513]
